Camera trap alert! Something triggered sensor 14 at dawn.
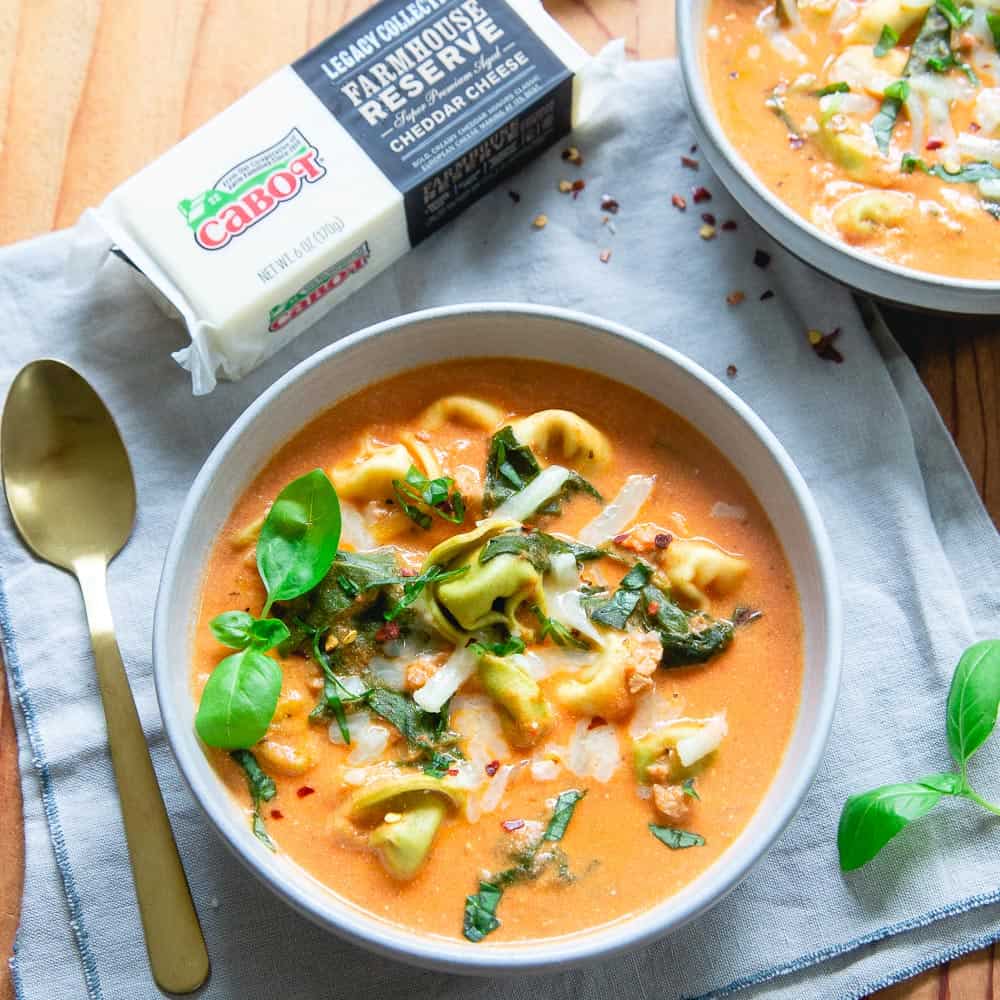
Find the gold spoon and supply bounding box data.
[1,360,209,994]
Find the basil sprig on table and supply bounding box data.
[195,469,341,750]
[838,640,1000,871]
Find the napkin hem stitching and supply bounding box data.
[0,576,104,1000]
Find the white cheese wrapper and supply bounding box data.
[90,0,612,393]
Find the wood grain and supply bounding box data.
[0,3,995,999]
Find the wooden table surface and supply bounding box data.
[0,2,997,997]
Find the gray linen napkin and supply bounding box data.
[4,55,1000,1000]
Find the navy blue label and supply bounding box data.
[293,0,573,244]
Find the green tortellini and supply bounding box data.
[422,519,544,642]
[477,650,554,748]
[554,632,632,721]
[348,773,464,880]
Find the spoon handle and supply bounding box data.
[75,555,209,995]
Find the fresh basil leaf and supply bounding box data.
[463,881,503,942]
[257,469,341,614]
[916,771,966,794]
[874,24,898,57]
[247,618,291,652]
[210,611,257,648]
[195,648,282,749]
[483,427,542,513]
[230,749,277,850]
[393,465,466,530]
[988,11,1000,52]
[946,640,1000,769]
[532,605,591,650]
[544,789,585,841]
[935,0,972,30]
[649,824,706,849]
[815,81,851,96]
[883,79,910,102]
[422,749,461,778]
[682,777,700,800]
[479,530,604,572]
[837,780,950,871]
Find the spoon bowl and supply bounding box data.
[2,360,135,569]
[2,359,209,994]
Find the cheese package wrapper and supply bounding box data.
[93,0,605,393]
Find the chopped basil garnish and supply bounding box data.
[479,530,604,573]
[874,24,898,57]
[471,636,527,657]
[544,789,585,841]
[462,788,586,941]
[902,154,1000,184]
[231,749,277,850]
[873,80,909,155]
[393,465,465,529]
[368,563,470,622]
[532,605,591,650]
[682,778,701,800]
[588,562,651,629]
[649,824,706,850]
[988,11,1000,52]
[815,81,850,96]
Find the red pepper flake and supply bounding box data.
[375,621,401,642]
[726,290,746,306]
[646,602,660,616]
[571,178,586,200]
[613,532,629,545]
[726,364,738,378]
[654,532,672,550]
[270,809,284,819]
[807,327,845,363]
[692,186,712,204]
[753,249,771,269]
[502,819,525,832]
[588,716,607,729]
[671,194,687,211]
[690,143,698,153]
[599,249,612,264]
[789,135,805,150]
[970,121,982,132]
[925,137,944,151]
[760,289,775,301]
[508,189,521,204]
[701,213,716,226]
[681,155,699,169]
[600,195,620,214]
[721,219,738,231]
[485,759,500,777]
[447,768,459,776]
[296,786,315,799]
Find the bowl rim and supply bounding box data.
[154,301,843,975]
[676,1,1000,296]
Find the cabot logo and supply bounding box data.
[267,243,371,332]
[177,129,326,251]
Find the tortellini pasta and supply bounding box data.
[661,538,749,607]
[510,409,611,471]
[632,714,728,784]
[477,650,554,748]
[254,690,315,777]
[554,632,632,721]
[419,395,504,432]
[422,519,541,642]
[348,773,464,880]
[331,442,415,503]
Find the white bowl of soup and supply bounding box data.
[680,1,1000,312]
[154,304,841,974]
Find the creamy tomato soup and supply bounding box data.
[190,359,803,942]
[707,0,1000,279]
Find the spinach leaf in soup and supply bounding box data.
[230,748,277,850]
[544,789,585,842]
[639,586,735,667]
[649,824,705,850]
[588,562,652,629]
[257,469,341,615]
[195,648,282,749]
[479,530,605,573]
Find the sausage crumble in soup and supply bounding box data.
[191,360,803,942]
[707,0,1000,279]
